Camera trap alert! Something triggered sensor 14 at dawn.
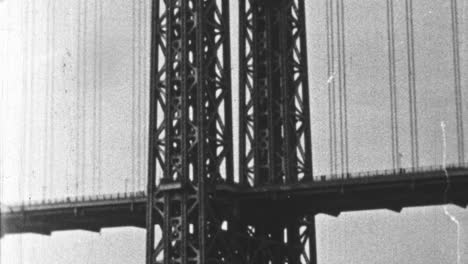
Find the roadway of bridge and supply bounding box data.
[2,166,468,237]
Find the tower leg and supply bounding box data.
[147,0,234,263]
[239,0,313,187]
[305,216,318,264]
[148,0,315,263]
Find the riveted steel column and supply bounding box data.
[238,0,314,262]
[147,0,234,263]
[239,0,312,188]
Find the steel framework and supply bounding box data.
[147,0,315,263]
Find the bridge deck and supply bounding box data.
[2,166,468,236]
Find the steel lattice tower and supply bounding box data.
[147,0,316,263]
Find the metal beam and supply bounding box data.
[239,0,313,188]
[147,0,235,263]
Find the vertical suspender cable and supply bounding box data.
[142,0,147,191]
[326,0,338,176]
[0,67,3,203]
[338,0,349,174]
[22,0,30,204]
[43,0,52,200]
[142,0,148,191]
[336,0,347,176]
[98,0,103,194]
[405,0,412,169]
[411,0,418,168]
[332,2,338,176]
[82,0,88,196]
[450,0,464,164]
[405,0,418,168]
[0,42,6,253]
[325,0,334,176]
[76,0,82,197]
[135,0,139,193]
[386,0,400,170]
[386,0,396,169]
[393,0,400,170]
[29,0,36,200]
[19,1,30,259]
[92,0,98,194]
[137,0,143,192]
[336,0,344,176]
[49,0,56,198]
[130,0,136,194]
[0,59,3,241]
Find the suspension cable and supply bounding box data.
[142,0,148,191]
[450,0,464,164]
[82,0,89,196]
[410,0,418,168]
[22,0,30,204]
[386,0,400,170]
[28,0,36,201]
[336,0,347,176]
[326,0,333,176]
[405,0,418,168]
[0,89,3,202]
[18,6,29,259]
[338,0,349,175]
[49,0,56,199]
[336,0,344,176]
[92,0,98,194]
[131,0,137,194]
[76,0,82,197]
[332,4,338,176]
[387,0,396,169]
[137,0,143,192]
[97,0,103,194]
[43,0,52,200]
[326,0,337,176]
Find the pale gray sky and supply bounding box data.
[1,0,468,263]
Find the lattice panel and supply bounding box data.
[239,0,312,187]
[147,0,234,263]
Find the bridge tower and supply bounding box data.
[146,0,315,263]
[237,0,315,262]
